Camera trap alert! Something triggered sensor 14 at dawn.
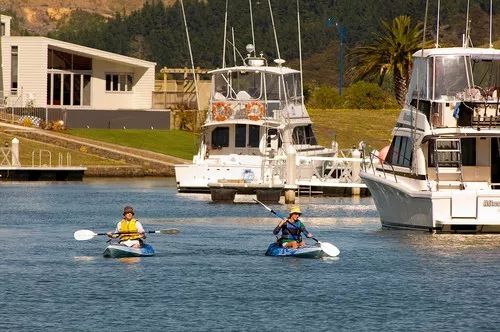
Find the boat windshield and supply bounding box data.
[432,55,500,100]
[212,71,302,102]
[407,55,500,103]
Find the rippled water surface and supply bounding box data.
[0,178,499,331]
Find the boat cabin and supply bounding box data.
[202,62,319,157]
[388,48,500,190]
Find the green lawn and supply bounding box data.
[67,129,199,160]
[308,108,400,151]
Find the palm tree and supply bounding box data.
[350,15,425,106]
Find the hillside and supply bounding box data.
[1,0,499,86]
[0,0,175,35]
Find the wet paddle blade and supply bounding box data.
[320,242,340,257]
[74,230,98,241]
[157,228,180,235]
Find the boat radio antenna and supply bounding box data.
[267,0,282,66]
[222,0,229,68]
[463,0,471,47]
[489,0,493,48]
[249,0,256,55]
[296,0,304,108]
[435,0,441,48]
[231,27,237,65]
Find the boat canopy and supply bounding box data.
[407,47,500,103]
[211,66,302,103]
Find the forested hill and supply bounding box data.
[3,0,499,84]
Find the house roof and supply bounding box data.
[4,36,156,68]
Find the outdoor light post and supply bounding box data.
[327,17,347,95]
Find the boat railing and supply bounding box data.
[296,155,369,183]
[367,151,398,183]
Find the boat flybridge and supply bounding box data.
[361,47,500,233]
[175,52,337,192]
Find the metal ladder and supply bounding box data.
[434,137,464,190]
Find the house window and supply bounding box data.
[11,46,18,95]
[47,73,91,106]
[1,23,5,36]
[48,49,92,70]
[105,73,133,92]
[47,49,92,107]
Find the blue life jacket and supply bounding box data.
[276,220,308,241]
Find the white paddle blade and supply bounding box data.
[320,242,340,257]
[74,230,98,241]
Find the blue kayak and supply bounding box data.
[103,243,155,258]
[265,243,325,259]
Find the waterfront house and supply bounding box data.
[0,14,169,129]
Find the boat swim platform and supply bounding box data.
[0,166,86,181]
[208,180,369,203]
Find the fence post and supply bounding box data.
[11,137,20,166]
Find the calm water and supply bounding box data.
[0,178,499,331]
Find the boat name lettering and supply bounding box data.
[482,200,500,207]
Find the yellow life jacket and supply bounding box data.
[118,218,142,241]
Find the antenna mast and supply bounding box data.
[267,0,282,65]
[179,0,200,111]
[464,0,471,47]
[249,0,256,55]
[296,0,304,108]
[490,0,493,48]
[435,0,441,48]
[222,0,229,67]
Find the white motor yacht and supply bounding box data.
[361,47,500,233]
[174,54,337,192]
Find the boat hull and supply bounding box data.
[103,244,155,258]
[265,243,324,258]
[361,171,500,233]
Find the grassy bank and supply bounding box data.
[308,108,400,151]
[67,129,199,160]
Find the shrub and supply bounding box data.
[21,117,33,127]
[307,85,342,109]
[343,81,399,109]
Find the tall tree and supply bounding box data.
[350,15,425,106]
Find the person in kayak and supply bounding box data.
[107,206,146,248]
[273,206,313,248]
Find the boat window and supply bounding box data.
[230,71,262,99]
[265,74,281,100]
[248,125,260,148]
[407,58,429,102]
[214,73,230,98]
[292,125,318,145]
[386,136,413,167]
[433,56,470,100]
[284,73,301,102]
[470,58,500,92]
[235,124,246,148]
[461,138,476,166]
[211,127,230,148]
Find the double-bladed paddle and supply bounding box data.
[253,198,340,257]
[73,229,180,241]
